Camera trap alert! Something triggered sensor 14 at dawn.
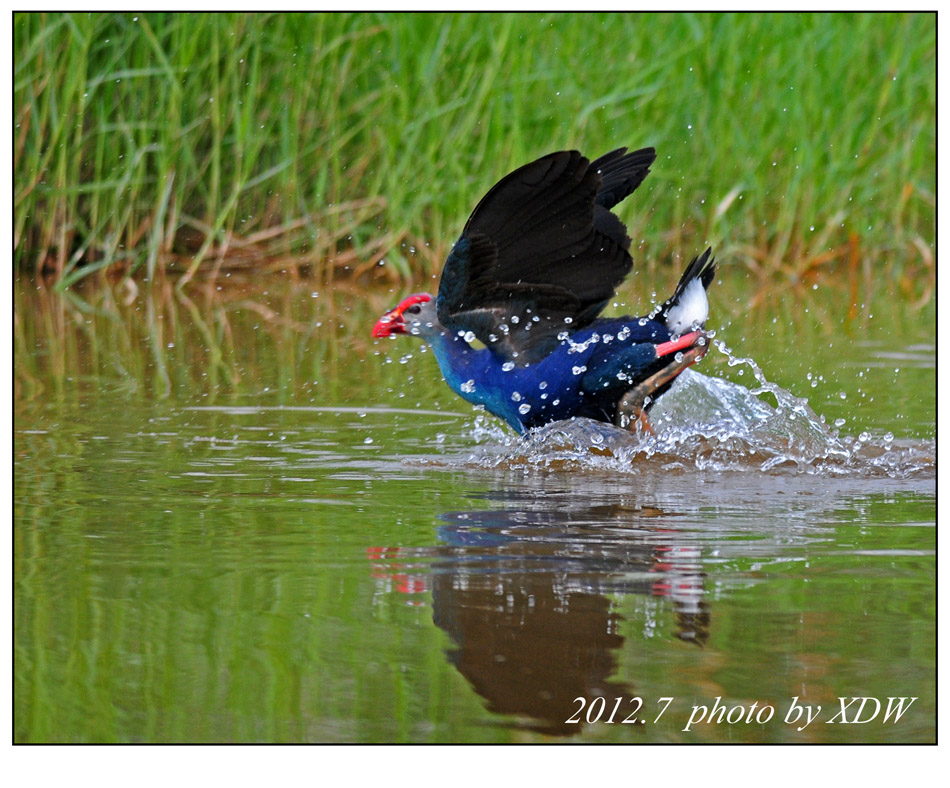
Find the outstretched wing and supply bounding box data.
[436,147,656,365]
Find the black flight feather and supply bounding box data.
[437,147,656,365]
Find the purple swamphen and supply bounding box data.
[372,146,716,433]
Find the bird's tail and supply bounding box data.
[658,248,716,337]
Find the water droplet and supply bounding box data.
[511,391,522,402]
[571,365,587,376]
[518,403,531,415]
[502,361,515,372]
[363,437,374,445]
[460,379,476,393]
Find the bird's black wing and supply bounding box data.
[436,147,656,365]
[591,146,657,251]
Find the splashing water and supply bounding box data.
[464,339,933,478]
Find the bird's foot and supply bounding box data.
[616,338,709,431]
[634,409,656,436]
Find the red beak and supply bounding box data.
[372,308,406,338]
[372,293,433,338]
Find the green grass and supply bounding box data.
[14,12,935,296]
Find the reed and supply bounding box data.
[14,12,934,295]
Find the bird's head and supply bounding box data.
[372,293,437,338]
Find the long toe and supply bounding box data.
[616,342,708,430]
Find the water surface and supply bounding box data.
[14,276,935,742]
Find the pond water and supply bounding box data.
[14,273,935,743]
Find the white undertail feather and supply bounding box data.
[665,277,709,336]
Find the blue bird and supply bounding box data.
[372,147,716,433]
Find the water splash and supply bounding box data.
[463,339,934,479]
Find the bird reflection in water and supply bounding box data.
[366,493,710,736]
